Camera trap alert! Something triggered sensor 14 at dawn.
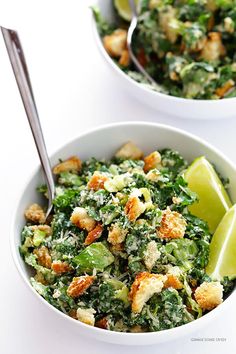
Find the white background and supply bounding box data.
[0,1,236,353]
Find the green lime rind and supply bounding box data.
[206,204,236,281]
[114,0,139,21]
[185,156,232,233]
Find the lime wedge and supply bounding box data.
[206,204,236,280]
[185,156,232,232]
[114,0,139,21]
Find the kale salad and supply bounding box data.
[94,0,236,99]
[20,142,233,332]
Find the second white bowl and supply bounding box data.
[92,0,236,120]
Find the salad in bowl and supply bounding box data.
[19,139,236,333]
[92,1,236,119]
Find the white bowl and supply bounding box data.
[92,0,236,120]
[11,122,236,345]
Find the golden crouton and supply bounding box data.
[143,241,160,271]
[24,203,45,224]
[29,224,52,236]
[103,29,127,57]
[115,142,143,160]
[194,281,223,310]
[51,260,72,274]
[215,79,234,98]
[164,274,183,290]
[199,32,226,61]
[143,151,161,173]
[53,156,81,174]
[107,224,128,245]
[77,307,96,326]
[224,17,234,33]
[87,172,108,191]
[119,49,130,67]
[67,276,95,298]
[84,223,103,245]
[109,243,125,255]
[68,309,77,319]
[130,325,147,333]
[33,245,52,269]
[158,207,186,239]
[70,207,96,232]
[95,317,108,329]
[159,6,178,43]
[129,272,167,313]
[125,196,146,222]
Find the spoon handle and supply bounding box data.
[1,27,55,217]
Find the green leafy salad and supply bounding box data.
[20,142,234,332]
[94,0,236,99]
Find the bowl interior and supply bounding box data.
[12,122,236,344]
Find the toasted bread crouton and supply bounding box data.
[103,29,127,57]
[29,224,52,236]
[144,151,161,173]
[143,241,160,271]
[215,79,234,98]
[84,223,103,245]
[119,49,130,67]
[70,207,96,232]
[164,274,183,290]
[25,203,45,224]
[33,245,52,269]
[158,207,186,239]
[77,307,96,326]
[67,276,95,298]
[224,17,234,34]
[194,281,223,310]
[95,317,108,329]
[129,272,167,313]
[109,243,125,255]
[87,172,109,191]
[115,142,143,160]
[200,32,226,61]
[51,260,72,274]
[107,224,128,245]
[68,309,77,319]
[159,6,178,43]
[130,325,147,333]
[53,156,81,174]
[137,48,147,67]
[125,196,146,222]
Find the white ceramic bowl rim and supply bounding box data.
[91,9,236,106]
[11,121,236,342]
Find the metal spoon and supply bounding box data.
[1,26,55,219]
[127,0,166,92]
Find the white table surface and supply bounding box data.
[0,1,236,353]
